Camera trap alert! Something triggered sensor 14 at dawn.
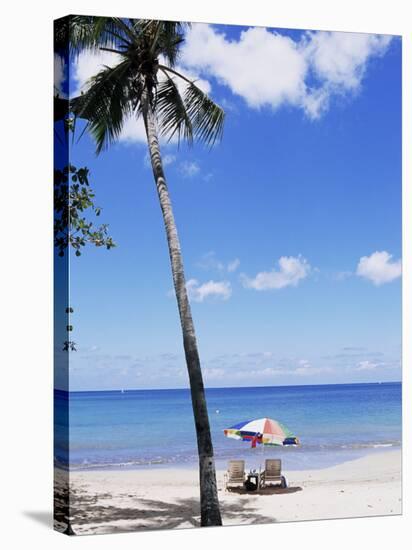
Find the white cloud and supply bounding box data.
[248,367,286,378]
[179,161,200,177]
[70,27,392,148]
[203,368,225,380]
[162,154,176,166]
[54,54,67,97]
[197,251,240,273]
[181,24,392,118]
[186,279,232,302]
[294,366,331,376]
[293,358,331,376]
[197,251,224,271]
[242,255,310,290]
[356,251,402,286]
[182,25,307,110]
[227,258,241,272]
[356,360,379,371]
[118,116,148,144]
[304,31,392,90]
[72,49,120,96]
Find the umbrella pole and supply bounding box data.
[260,439,264,488]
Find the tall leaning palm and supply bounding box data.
[69,17,224,527]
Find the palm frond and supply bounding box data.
[184,82,225,146]
[71,60,135,153]
[125,19,190,66]
[156,73,193,145]
[67,16,225,151]
[69,16,132,57]
[109,17,138,44]
[157,21,189,67]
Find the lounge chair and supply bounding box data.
[224,460,246,491]
[260,459,287,489]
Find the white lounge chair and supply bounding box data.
[260,459,287,488]
[224,460,246,491]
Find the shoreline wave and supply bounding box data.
[55,440,401,472]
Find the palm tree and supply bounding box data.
[68,16,225,527]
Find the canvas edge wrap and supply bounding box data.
[54,14,74,536]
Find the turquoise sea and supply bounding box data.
[54,382,401,471]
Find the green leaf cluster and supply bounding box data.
[54,164,116,256]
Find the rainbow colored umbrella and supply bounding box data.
[224,417,299,448]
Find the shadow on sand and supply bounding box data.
[68,493,280,534]
[65,486,286,534]
[52,479,303,535]
[226,486,303,496]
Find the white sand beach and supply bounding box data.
[58,450,401,535]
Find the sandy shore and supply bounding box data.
[56,450,401,535]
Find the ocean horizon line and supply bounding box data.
[56,380,402,394]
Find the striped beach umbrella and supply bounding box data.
[224,417,299,448]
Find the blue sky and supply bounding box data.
[55,23,401,390]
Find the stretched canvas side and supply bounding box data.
[53,15,73,535]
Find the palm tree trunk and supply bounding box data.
[142,96,222,527]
